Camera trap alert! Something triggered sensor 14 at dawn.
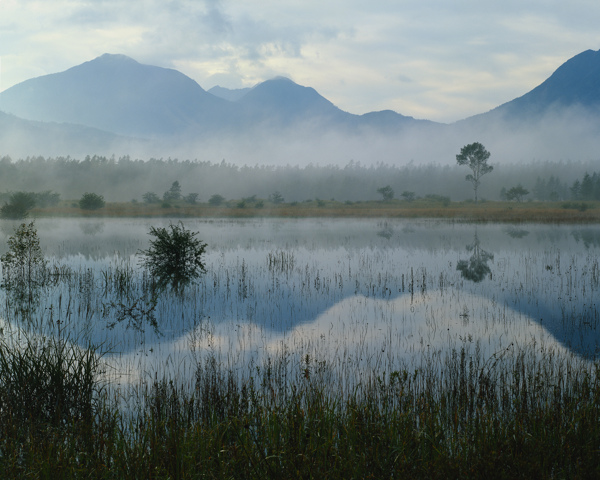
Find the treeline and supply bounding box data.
[0,154,598,203]
[570,172,600,201]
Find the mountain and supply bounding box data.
[467,49,600,123]
[0,54,432,139]
[234,76,351,127]
[1,50,600,164]
[0,53,230,137]
[208,85,251,101]
[0,110,139,158]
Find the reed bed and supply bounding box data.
[1,339,600,478]
[1,218,599,477]
[32,199,600,223]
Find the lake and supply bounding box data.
[1,217,598,392]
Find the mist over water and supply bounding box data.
[1,218,597,388]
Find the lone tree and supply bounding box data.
[139,222,207,290]
[377,185,395,202]
[456,142,493,203]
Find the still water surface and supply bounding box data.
[1,218,598,386]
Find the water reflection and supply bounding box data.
[572,228,600,249]
[456,232,494,283]
[79,221,105,236]
[377,224,394,240]
[504,226,529,239]
[1,218,599,387]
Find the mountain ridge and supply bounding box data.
[1,50,600,164]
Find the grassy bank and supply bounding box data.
[30,198,600,223]
[1,336,600,479]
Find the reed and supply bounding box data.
[1,218,599,477]
[1,342,600,478]
[32,199,600,223]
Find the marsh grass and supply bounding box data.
[2,219,600,477]
[1,342,600,478]
[32,199,600,223]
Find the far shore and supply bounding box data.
[25,199,600,223]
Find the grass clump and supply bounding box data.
[0,333,114,477]
[3,343,600,478]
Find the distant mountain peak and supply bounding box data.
[76,53,142,71]
[484,48,600,121]
[0,52,227,137]
[96,53,138,62]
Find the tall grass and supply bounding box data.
[1,218,600,477]
[1,341,600,478]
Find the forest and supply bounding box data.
[0,154,599,205]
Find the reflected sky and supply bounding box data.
[1,218,598,385]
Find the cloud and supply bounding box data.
[2,1,600,122]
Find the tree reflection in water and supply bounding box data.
[456,232,494,283]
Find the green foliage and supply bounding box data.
[184,192,199,204]
[79,192,105,210]
[400,190,415,202]
[533,175,567,201]
[208,194,225,206]
[139,222,207,290]
[562,201,590,212]
[377,185,394,201]
[1,221,47,289]
[142,191,161,204]
[456,233,494,282]
[0,192,37,219]
[33,190,61,207]
[163,181,182,201]
[4,347,600,478]
[0,335,101,431]
[456,142,493,203]
[425,194,451,206]
[570,171,600,201]
[269,191,285,204]
[504,184,530,202]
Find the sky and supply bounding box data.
[0,0,599,123]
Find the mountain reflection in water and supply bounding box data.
[1,218,598,385]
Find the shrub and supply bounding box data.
[0,192,37,219]
[143,192,161,204]
[139,222,207,290]
[34,190,61,207]
[377,185,395,201]
[208,194,225,206]
[269,191,285,204]
[184,193,199,205]
[79,192,105,210]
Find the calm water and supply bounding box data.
[1,218,599,386]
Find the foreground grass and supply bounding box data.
[2,337,600,479]
[32,198,600,223]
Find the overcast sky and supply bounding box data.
[1,0,599,123]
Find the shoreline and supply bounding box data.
[26,199,600,224]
